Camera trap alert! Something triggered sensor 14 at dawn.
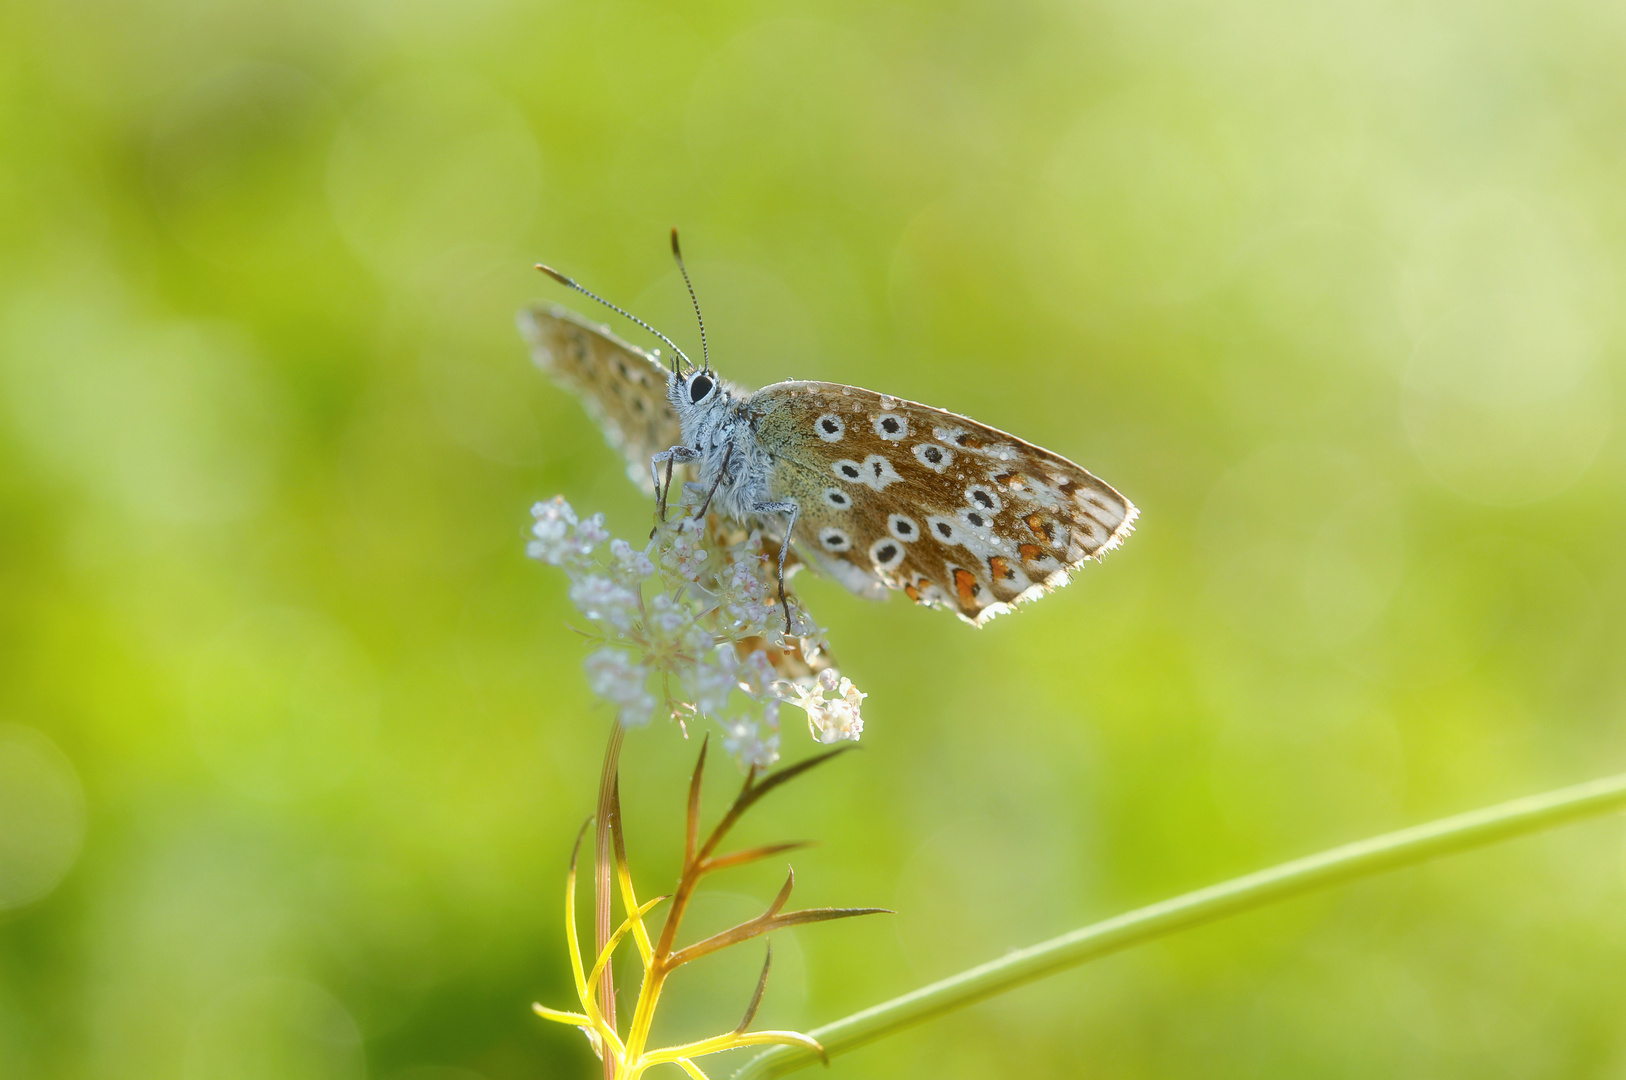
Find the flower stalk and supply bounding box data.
[730,768,1626,1078]
[530,492,873,1076]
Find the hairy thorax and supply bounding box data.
[672,383,777,525]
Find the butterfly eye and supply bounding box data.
[688,374,714,403]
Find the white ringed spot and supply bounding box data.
[926,515,961,545]
[814,413,845,442]
[965,485,1002,513]
[869,537,906,570]
[819,527,852,552]
[913,443,953,472]
[959,507,994,532]
[821,486,852,509]
[857,454,903,490]
[832,460,864,482]
[888,514,919,542]
[872,413,908,441]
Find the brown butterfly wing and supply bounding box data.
[750,381,1137,626]
[519,304,684,493]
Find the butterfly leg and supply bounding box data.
[750,500,799,634]
[650,446,701,521]
[658,457,675,522]
[694,442,735,520]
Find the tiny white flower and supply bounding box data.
[569,574,639,631]
[584,648,656,727]
[661,518,708,581]
[576,513,610,549]
[687,645,738,717]
[610,538,657,581]
[679,624,714,664]
[721,713,780,770]
[531,496,577,532]
[647,593,693,639]
[782,668,865,745]
[737,650,776,699]
[528,496,585,565]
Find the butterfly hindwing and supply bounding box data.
[519,304,683,493]
[750,381,1137,626]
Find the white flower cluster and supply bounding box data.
[784,668,867,744]
[527,495,865,767]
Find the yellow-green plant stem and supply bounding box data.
[618,954,667,1077]
[731,770,1626,1079]
[595,722,627,1080]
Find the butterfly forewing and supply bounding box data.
[520,290,1136,627]
[519,304,683,493]
[751,382,1137,626]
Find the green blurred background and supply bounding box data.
[3,0,1625,1077]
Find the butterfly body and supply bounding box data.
[662,368,776,526]
[522,302,1136,626]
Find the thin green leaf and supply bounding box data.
[767,907,893,930]
[702,841,815,876]
[699,747,853,862]
[685,736,709,869]
[736,942,772,1034]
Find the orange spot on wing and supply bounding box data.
[1025,513,1050,540]
[988,555,1014,580]
[1018,543,1043,562]
[903,582,920,602]
[953,568,978,605]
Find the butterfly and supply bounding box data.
[519,232,1137,628]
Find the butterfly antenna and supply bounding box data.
[669,227,710,374]
[535,263,693,375]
